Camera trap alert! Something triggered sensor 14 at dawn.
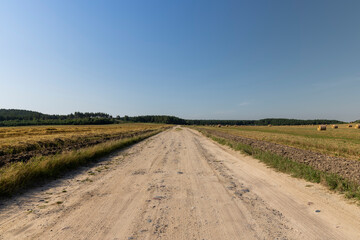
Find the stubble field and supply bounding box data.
[0,123,169,196]
[0,123,168,167]
[194,124,360,200]
[196,124,360,160]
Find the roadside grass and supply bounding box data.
[0,130,161,197]
[205,133,360,202]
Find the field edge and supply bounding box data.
[193,127,360,202]
[0,128,166,197]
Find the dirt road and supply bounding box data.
[1,127,360,239]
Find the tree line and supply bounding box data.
[120,115,187,124]
[120,116,344,126]
[0,109,347,126]
[186,118,344,126]
[0,109,111,121]
[0,109,114,126]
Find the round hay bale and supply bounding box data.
[317,125,326,131]
[355,124,360,129]
[348,124,353,128]
[268,124,272,127]
[217,124,221,128]
[332,125,338,129]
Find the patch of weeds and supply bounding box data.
[56,201,63,205]
[252,150,321,183]
[62,189,67,193]
[81,177,93,183]
[325,174,340,190]
[88,171,95,176]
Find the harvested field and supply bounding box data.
[0,124,168,167]
[194,124,360,160]
[197,127,360,185]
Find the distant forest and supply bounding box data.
[0,109,114,126]
[120,115,187,125]
[0,109,347,127]
[186,118,345,126]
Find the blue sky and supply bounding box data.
[1,0,359,121]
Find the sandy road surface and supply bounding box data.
[1,127,360,239]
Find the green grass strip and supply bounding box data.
[0,130,161,197]
[203,132,360,201]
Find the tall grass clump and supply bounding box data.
[0,131,160,197]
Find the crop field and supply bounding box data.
[0,123,168,167]
[195,124,360,160]
[0,123,168,196]
[194,124,360,200]
[0,123,166,152]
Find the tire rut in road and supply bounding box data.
[192,135,300,239]
[126,133,180,239]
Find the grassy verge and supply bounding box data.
[0,130,162,197]
[202,131,360,201]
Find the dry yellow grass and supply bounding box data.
[0,123,169,195]
[196,124,360,160]
[0,129,162,196]
[0,123,167,154]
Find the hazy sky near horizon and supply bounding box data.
[1,0,360,121]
